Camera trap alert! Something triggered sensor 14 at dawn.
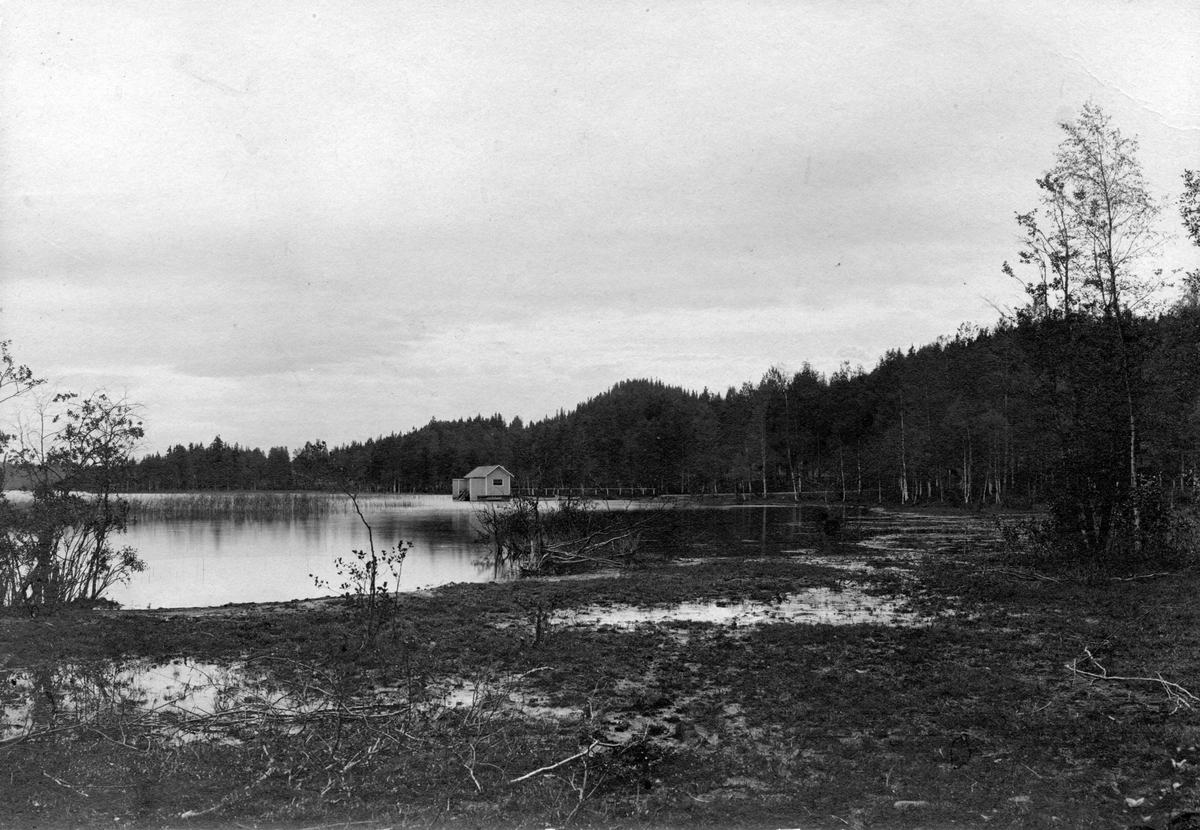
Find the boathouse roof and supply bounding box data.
[462,465,512,479]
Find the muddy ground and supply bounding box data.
[2,508,1200,829]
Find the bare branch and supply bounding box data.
[1067,648,1199,713]
[508,737,621,784]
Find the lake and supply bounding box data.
[111,494,496,609]
[108,495,856,609]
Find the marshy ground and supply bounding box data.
[3,506,1200,829]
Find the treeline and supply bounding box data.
[125,438,296,492]
[119,308,1200,505]
[122,103,1200,524]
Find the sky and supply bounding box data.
[2,0,1198,455]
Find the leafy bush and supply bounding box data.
[1,391,145,611]
[476,496,669,576]
[1001,482,1200,575]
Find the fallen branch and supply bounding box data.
[180,761,277,819]
[0,723,88,748]
[1067,648,1199,713]
[460,743,484,793]
[1111,572,1173,582]
[508,737,622,784]
[551,528,643,556]
[43,771,89,798]
[981,566,1061,583]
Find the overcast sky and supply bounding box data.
[2,0,1198,454]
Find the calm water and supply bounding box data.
[110,495,497,609]
[103,497,872,609]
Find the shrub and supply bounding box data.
[1001,481,1200,575]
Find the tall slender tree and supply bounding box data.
[1056,104,1163,549]
[1008,103,1166,560]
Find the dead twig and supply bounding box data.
[460,743,484,793]
[84,726,150,752]
[1067,648,1200,713]
[180,759,278,819]
[42,770,89,798]
[981,566,1061,582]
[508,737,623,784]
[0,723,87,748]
[1111,572,1173,582]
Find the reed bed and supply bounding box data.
[125,491,422,521]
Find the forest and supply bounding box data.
[121,310,1200,506]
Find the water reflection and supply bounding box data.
[104,497,887,610]
[111,497,498,609]
[0,657,567,748]
[1,659,325,745]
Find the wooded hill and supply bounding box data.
[121,306,1200,506]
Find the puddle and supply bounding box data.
[1,659,568,747]
[1,658,324,745]
[554,585,923,629]
[441,677,579,722]
[438,673,707,749]
[814,512,1008,562]
[851,512,1006,554]
[0,585,917,750]
[783,552,916,574]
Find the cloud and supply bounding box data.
[1,0,1196,453]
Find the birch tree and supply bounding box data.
[1008,103,1167,561]
[1055,103,1164,552]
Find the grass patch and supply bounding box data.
[125,491,422,521]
